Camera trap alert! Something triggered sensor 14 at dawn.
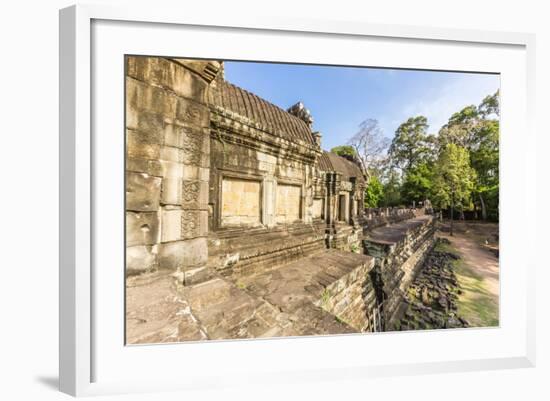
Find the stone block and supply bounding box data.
[159,131,209,167]
[126,172,162,212]
[160,177,182,206]
[126,56,208,103]
[126,157,162,177]
[161,209,208,242]
[181,180,209,210]
[171,62,208,102]
[175,97,209,128]
[157,238,208,270]
[276,184,301,223]
[127,129,161,160]
[161,209,183,242]
[221,178,261,226]
[126,76,177,118]
[159,160,184,179]
[181,166,209,182]
[126,105,165,143]
[184,266,212,285]
[126,212,160,246]
[126,245,157,275]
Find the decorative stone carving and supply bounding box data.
[287,101,314,128]
[341,181,353,191]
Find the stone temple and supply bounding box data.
[125,57,436,343]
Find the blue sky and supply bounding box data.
[224,61,500,152]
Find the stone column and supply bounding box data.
[125,56,221,284]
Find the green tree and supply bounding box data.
[432,144,477,235]
[330,145,357,159]
[401,162,434,206]
[478,90,500,118]
[381,169,402,207]
[364,175,384,208]
[438,92,499,220]
[470,119,499,220]
[389,116,435,171]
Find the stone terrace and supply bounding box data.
[365,215,432,244]
[126,249,375,344]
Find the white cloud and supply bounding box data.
[397,74,499,135]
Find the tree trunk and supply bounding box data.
[478,193,487,220]
[450,193,454,236]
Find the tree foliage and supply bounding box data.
[431,143,477,234]
[388,116,435,171]
[401,162,434,206]
[432,144,477,210]
[330,145,357,159]
[381,169,402,207]
[331,90,499,221]
[438,91,499,219]
[364,175,384,208]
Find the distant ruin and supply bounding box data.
[125,57,436,343]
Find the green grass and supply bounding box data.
[434,241,458,256]
[321,288,331,306]
[453,258,499,327]
[335,315,350,326]
[439,241,499,327]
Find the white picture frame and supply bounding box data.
[59,4,536,397]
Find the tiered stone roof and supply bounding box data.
[318,151,365,183]
[208,79,316,145]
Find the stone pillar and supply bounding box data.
[125,56,221,284]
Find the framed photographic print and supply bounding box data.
[59,4,536,397]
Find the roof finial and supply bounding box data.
[287,101,314,129]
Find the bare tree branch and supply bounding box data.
[347,119,390,180]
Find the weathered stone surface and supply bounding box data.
[126,129,162,160]
[161,177,209,207]
[126,172,161,212]
[181,180,208,210]
[392,244,469,332]
[126,56,208,103]
[183,266,212,285]
[229,249,375,331]
[126,107,165,141]
[175,98,209,128]
[126,271,207,344]
[363,215,436,326]
[126,157,162,177]
[157,238,208,270]
[221,178,261,227]
[161,209,208,242]
[126,245,157,274]
[126,212,160,246]
[126,76,178,118]
[275,184,302,224]
[160,139,209,167]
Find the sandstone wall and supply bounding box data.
[125,57,219,284]
[363,216,436,328]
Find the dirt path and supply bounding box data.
[437,222,500,327]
